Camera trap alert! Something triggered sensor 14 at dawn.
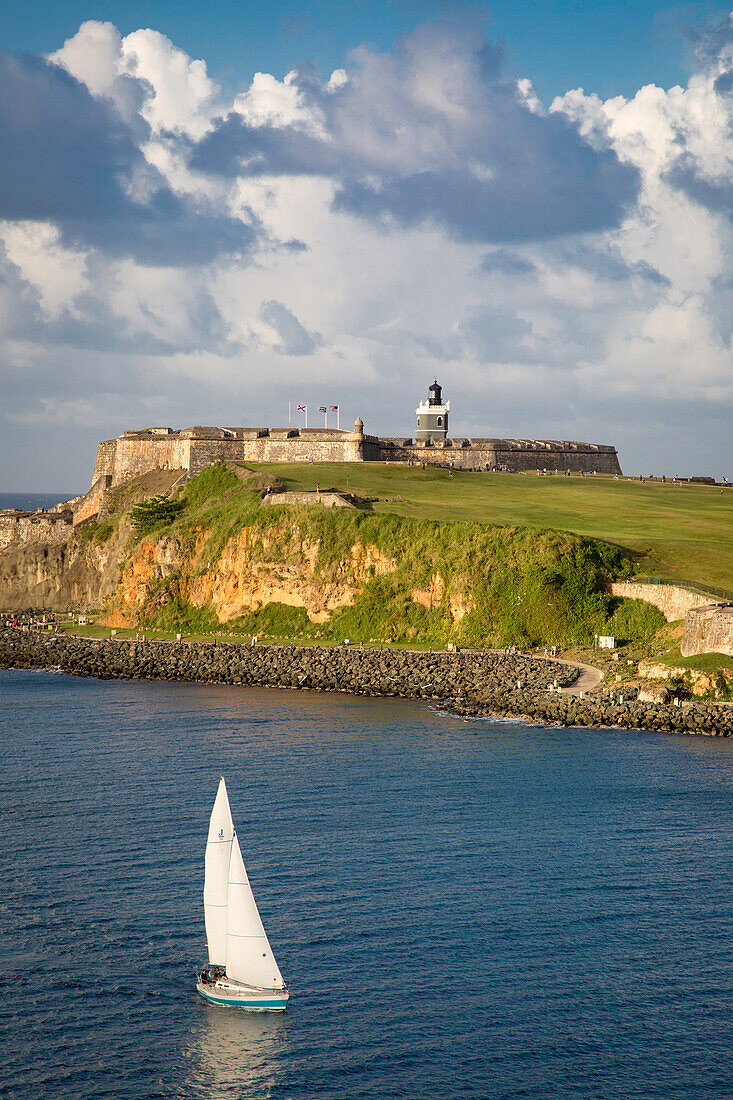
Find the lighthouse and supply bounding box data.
[415,380,450,442]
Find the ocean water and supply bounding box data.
[0,670,731,1099]
[0,492,76,512]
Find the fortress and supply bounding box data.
[74,381,622,523]
[67,381,621,524]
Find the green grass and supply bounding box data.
[653,648,733,673]
[113,463,636,648]
[95,461,732,652]
[250,463,733,593]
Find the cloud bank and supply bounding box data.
[1,14,732,487]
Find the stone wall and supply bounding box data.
[240,436,364,463]
[189,438,243,474]
[76,423,621,523]
[91,438,117,482]
[681,604,733,657]
[609,581,724,622]
[262,491,356,509]
[386,439,621,474]
[0,511,73,551]
[92,436,190,487]
[73,475,112,526]
[112,437,189,484]
[2,629,732,736]
[90,427,621,489]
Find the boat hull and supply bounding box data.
[196,979,289,1011]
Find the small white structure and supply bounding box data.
[597,635,616,649]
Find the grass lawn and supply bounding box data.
[252,463,733,594]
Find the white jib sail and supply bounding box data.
[226,833,285,990]
[203,777,234,966]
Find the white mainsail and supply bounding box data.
[203,777,234,966]
[225,833,285,990]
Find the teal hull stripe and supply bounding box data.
[198,989,288,1008]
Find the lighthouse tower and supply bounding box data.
[415,380,450,442]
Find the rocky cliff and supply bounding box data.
[102,520,399,628]
[0,525,128,612]
[0,463,634,648]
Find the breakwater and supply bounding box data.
[1,629,731,736]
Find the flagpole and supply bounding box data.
[324,407,327,428]
[337,407,340,430]
[288,401,291,427]
[305,405,308,428]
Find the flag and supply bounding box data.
[297,405,306,412]
[329,405,338,412]
[318,406,327,413]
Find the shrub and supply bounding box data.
[151,599,220,634]
[131,495,185,536]
[605,598,666,643]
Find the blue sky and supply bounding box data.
[1,0,712,101]
[1,2,733,488]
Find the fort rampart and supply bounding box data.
[86,422,621,507]
[0,510,73,551]
[1,408,613,529]
[681,604,733,657]
[609,582,726,622]
[383,438,621,474]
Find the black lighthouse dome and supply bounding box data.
[428,380,442,406]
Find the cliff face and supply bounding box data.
[0,506,484,638]
[102,521,398,627]
[0,505,402,625]
[0,525,129,612]
[0,463,628,647]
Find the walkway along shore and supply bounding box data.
[1,629,731,736]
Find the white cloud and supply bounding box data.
[4,14,733,489]
[233,71,325,134]
[51,20,220,138]
[0,221,88,319]
[120,28,219,138]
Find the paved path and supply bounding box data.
[554,658,604,695]
[486,648,604,695]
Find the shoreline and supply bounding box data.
[1,629,731,737]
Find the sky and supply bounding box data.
[1,0,732,490]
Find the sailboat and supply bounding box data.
[196,778,290,1010]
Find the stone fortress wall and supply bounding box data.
[2,384,623,544]
[379,436,622,474]
[91,425,374,489]
[87,420,622,504]
[0,509,73,551]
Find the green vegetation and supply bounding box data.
[605,598,667,644]
[131,495,185,536]
[227,603,312,636]
[97,461,732,657]
[249,462,733,594]
[124,462,636,648]
[150,598,219,634]
[652,646,733,674]
[77,519,115,544]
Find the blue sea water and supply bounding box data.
[0,492,76,512]
[0,669,731,1099]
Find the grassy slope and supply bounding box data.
[250,463,733,594]
[114,464,666,649]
